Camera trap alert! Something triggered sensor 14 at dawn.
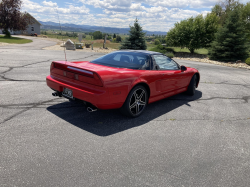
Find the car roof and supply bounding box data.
[117,50,162,55]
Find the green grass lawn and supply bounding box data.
[149,44,209,55]
[92,42,121,49]
[172,47,208,55]
[147,43,157,50]
[0,35,32,44]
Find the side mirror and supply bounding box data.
[181,65,187,72]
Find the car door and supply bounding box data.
[152,55,185,93]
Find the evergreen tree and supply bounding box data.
[116,35,122,42]
[120,18,147,50]
[113,33,116,38]
[209,7,249,62]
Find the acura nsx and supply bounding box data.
[46,50,200,117]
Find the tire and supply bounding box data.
[68,98,81,103]
[120,85,148,117]
[186,74,197,96]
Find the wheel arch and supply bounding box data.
[195,72,200,88]
[130,82,151,100]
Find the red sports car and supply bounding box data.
[46,50,200,117]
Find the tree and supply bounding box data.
[72,32,77,38]
[93,31,102,40]
[242,2,250,39]
[120,18,147,50]
[102,33,107,39]
[166,13,219,53]
[212,0,244,26]
[116,35,122,42]
[154,39,160,45]
[0,0,33,37]
[208,7,249,62]
[113,33,116,38]
[203,13,220,47]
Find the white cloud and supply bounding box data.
[42,1,57,7]
[21,0,219,31]
[80,0,221,9]
[22,0,89,15]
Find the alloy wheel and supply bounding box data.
[129,88,146,115]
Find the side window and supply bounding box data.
[113,54,150,70]
[31,27,34,32]
[113,54,121,61]
[153,55,179,70]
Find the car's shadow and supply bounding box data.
[47,91,202,136]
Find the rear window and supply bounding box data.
[90,52,150,70]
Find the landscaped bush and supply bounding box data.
[245,58,250,65]
[149,45,175,54]
[154,39,160,45]
[166,52,174,58]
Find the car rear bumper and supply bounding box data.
[46,75,121,109]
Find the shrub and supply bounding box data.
[116,35,122,42]
[93,31,102,40]
[149,45,175,54]
[166,52,174,58]
[245,57,250,65]
[154,39,160,45]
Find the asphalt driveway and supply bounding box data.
[0,36,250,187]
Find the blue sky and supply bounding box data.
[21,0,248,32]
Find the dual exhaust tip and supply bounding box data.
[52,92,59,97]
[52,92,97,112]
[87,107,97,112]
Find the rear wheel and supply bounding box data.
[186,75,197,96]
[120,85,148,117]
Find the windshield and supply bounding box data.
[90,52,150,70]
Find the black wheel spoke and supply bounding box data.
[139,101,145,105]
[130,102,137,109]
[136,104,139,114]
[138,90,145,100]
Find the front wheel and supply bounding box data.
[186,75,197,96]
[120,85,148,117]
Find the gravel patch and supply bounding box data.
[0,42,11,46]
[43,44,117,53]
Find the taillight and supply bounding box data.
[67,66,94,78]
[52,62,103,87]
[50,62,54,72]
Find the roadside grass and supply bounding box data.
[0,35,32,44]
[147,43,157,50]
[149,45,209,55]
[91,42,120,49]
[172,47,208,55]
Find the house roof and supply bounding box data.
[24,12,42,26]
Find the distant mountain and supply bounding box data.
[39,21,167,36]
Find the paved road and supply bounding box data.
[0,36,250,187]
